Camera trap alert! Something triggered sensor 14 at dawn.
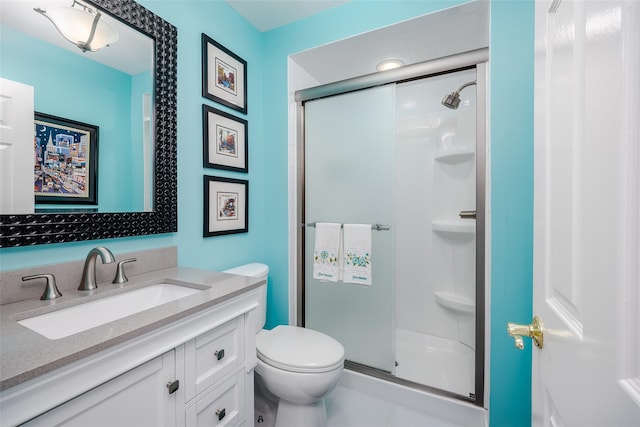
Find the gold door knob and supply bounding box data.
[506,316,544,350]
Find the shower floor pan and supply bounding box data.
[394,328,474,397]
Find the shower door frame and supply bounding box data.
[294,49,488,407]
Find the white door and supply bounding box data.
[529,0,640,425]
[0,78,34,214]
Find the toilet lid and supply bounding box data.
[256,326,345,373]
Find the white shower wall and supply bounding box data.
[394,70,477,396]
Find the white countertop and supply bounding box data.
[0,267,263,391]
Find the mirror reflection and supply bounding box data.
[0,0,154,214]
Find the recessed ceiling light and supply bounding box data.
[376,58,405,72]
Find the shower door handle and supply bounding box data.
[459,210,477,219]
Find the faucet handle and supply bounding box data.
[23,274,62,300]
[112,258,137,284]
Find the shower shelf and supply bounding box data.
[431,220,475,236]
[434,292,475,314]
[434,146,475,164]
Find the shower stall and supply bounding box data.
[296,52,486,404]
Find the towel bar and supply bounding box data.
[305,223,391,231]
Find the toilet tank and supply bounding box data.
[222,263,268,332]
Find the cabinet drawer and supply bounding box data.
[185,317,244,401]
[185,371,243,427]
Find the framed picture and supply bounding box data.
[34,112,98,205]
[204,175,248,237]
[202,33,247,114]
[203,104,248,172]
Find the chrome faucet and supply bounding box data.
[78,247,115,291]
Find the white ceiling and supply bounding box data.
[290,1,489,85]
[223,0,488,87]
[224,0,350,32]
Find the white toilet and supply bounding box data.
[223,263,344,427]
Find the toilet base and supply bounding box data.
[275,399,327,427]
[255,373,277,427]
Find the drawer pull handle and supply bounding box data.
[214,349,225,360]
[216,408,226,421]
[166,380,179,394]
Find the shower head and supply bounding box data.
[441,81,477,110]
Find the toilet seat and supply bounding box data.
[257,326,345,373]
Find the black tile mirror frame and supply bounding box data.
[0,0,178,247]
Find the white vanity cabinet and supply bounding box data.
[0,288,260,427]
[23,351,177,427]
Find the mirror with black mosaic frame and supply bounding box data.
[0,0,177,247]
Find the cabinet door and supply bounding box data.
[24,351,177,427]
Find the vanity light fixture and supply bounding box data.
[34,0,118,53]
[376,58,405,72]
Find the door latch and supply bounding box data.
[507,316,544,349]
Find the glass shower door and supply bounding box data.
[304,85,396,373]
[394,69,477,397]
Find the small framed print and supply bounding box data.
[34,112,98,205]
[204,175,248,237]
[203,104,248,173]
[202,33,247,114]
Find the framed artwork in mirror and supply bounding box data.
[203,175,248,237]
[34,112,98,205]
[202,33,247,114]
[202,105,248,173]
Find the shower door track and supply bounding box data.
[344,360,477,404]
[295,48,488,407]
[295,48,488,103]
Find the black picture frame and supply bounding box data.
[203,175,248,237]
[203,105,248,173]
[202,33,247,114]
[34,112,98,205]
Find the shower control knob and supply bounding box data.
[459,210,477,219]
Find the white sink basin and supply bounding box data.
[18,283,201,340]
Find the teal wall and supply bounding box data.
[0,1,534,426]
[489,1,534,425]
[0,25,136,212]
[136,0,268,300]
